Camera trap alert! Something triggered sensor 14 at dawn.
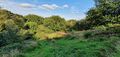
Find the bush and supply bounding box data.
[0,20,22,47]
[106,24,120,34]
[24,22,38,34]
[93,25,107,31]
[34,25,53,40]
[0,43,24,57]
[21,40,38,52]
[0,40,38,57]
[86,24,120,37]
[83,31,93,38]
[47,32,67,39]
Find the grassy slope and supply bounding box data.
[24,36,120,57]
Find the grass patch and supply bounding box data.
[24,36,119,57]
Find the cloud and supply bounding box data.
[18,3,36,8]
[63,4,69,8]
[17,3,69,10]
[38,4,59,10]
[39,4,69,10]
[0,0,8,2]
[70,7,81,14]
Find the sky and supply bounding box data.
[0,0,95,20]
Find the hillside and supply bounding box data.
[0,9,25,27]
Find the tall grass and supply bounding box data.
[24,36,120,57]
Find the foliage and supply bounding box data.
[83,31,93,38]
[24,36,119,57]
[25,14,44,24]
[76,0,120,30]
[93,25,107,31]
[24,22,38,34]
[75,19,91,30]
[0,40,38,57]
[43,16,66,31]
[34,25,53,40]
[0,20,22,47]
[66,20,77,31]
[47,32,67,39]
[34,25,66,40]
[0,9,25,27]
[106,24,120,34]
[82,24,120,39]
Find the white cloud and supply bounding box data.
[39,4,59,10]
[70,7,81,14]
[17,3,69,10]
[18,3,36,8]
[0,0,8,3]
[63,4,69,8]
[39,4,69,10]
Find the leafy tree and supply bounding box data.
[24,22,38,36]
[0,9,25,27]
[83,0,120,29]
[75,19,91,30]
[35,25,53,39]
[66,20,77,31]
[0,9,26,46]
[0,20,21,46]
[43,16,66,31]
[25,14,44,24]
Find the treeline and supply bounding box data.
[77,0,120,30]
[0,9,78,47]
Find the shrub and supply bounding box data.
[0,43,24,57]
[88,24,120,37]
[0,40,38,57]
[93,25,107,31]
[18,29,32,40]
[22,40,38,51]
[47,32,67,39]
[24,22,38,34]
[34,25,53,40]
[83,31,93,38]
[0,20,22,47]
[106,24,120,33]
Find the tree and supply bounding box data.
[66,20,77,31]
[35,25,53,39]
[84,0,120,29]
[25,14,44,24]
[43,16,66,31]
[0,20,21,46]
[94,0,120,6]
[0,9,25,27]
[0,9,25,46]
[24,22,38,35]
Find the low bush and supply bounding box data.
[0,40,38,57]
[0,43,23,57]
[0,20,23,47]
[83,31,93,38]
[93,25,107,31]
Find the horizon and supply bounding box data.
[0,0,95,20]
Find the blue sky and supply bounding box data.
[0,0,95,20]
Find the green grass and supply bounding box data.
[24,36,119,57]
[0,31,119,57]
